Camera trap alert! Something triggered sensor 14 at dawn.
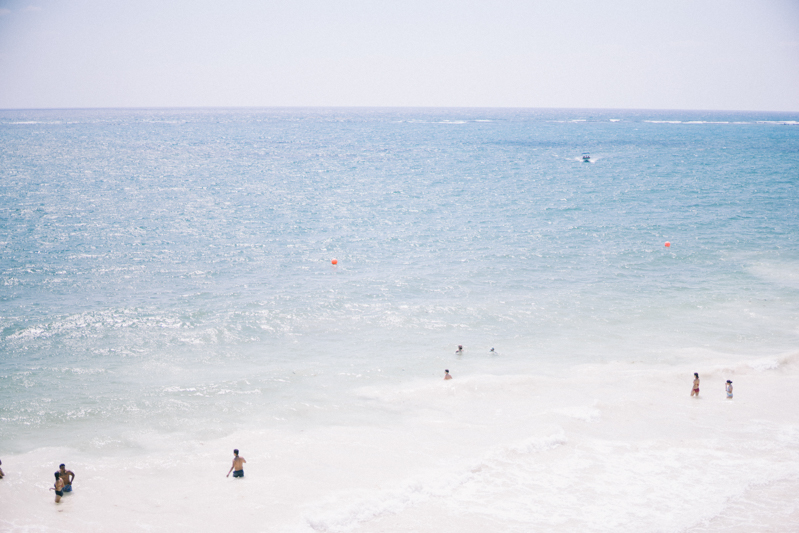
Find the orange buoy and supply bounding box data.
[665,242,671,247]
[331,258,338,265]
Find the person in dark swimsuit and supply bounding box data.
[50,472,64,502]
[227,449,246,478]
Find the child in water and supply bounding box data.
[726,380,733,399]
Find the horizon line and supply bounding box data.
[1,105,799,114]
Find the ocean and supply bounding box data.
[1,107,798,532]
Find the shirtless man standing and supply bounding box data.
[227,449,246,478]
[444,369,452,380]
[59,464,75,493]
[691,373,700,397]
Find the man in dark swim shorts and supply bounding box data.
[227,449,246,478]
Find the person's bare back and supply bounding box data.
[227,449,246,478]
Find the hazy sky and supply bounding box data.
[1,0,797,110]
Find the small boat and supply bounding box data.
[582,153,591,162]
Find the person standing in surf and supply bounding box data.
[726,380,733,399]
[444,369,452,380]
[59,464,75,493]
[50,471,64,503]
[227,449,246,478]
[691,373,700,397]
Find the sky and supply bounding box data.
[0,0,798,111]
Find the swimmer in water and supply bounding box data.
[456,345,463,354]
[490,347,494,352]
[50,472,64,503]
[691,373,700,397]
[444,369,452,380]
[0,459,4,479]
[59,464,74,493]
[227,449,246,478]
[726,380,733,399]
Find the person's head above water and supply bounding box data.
[445,369,449,373]
[694,373,699,378]
[233,449,239,456]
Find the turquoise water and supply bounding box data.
[1,108,798,532]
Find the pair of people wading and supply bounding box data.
[691,374,733,399]
[49,464,75,503]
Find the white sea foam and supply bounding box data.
[305,431,568,533]
[2,108,798,532]
[757,120,799,125]
[746,357,782,371]
[554,401,601,422]
[748,261,799,290]
[2,356,798,532]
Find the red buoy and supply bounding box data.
[665,242,671,248]
[331,258,338,265]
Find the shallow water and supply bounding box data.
[1,108,798,532]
